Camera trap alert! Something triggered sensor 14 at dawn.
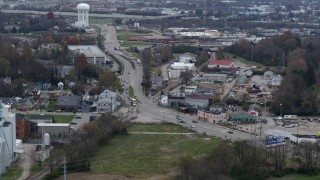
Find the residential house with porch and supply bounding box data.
[93,89,117,113]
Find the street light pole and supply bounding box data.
[251,43,254,61]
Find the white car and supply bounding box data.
[190,125,196,128]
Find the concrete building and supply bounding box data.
[202,73,228,82]
[0,101,19,176]
[198,110,228,124]
[264,71,274,80]
[75,3,90,28]
[68,45,109,65]
[170,62,195,70]
[185,95,211,108]
[37,123,70,138]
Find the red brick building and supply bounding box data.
[15,113,27,139]
[15,113,37,140]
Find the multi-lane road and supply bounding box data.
[101,25,257,142]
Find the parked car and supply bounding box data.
[179,120,186,123]
[190,125,196,128]
[56,109,62,112]
[176,116,182,120]
[19,107,27,111]
[192,120,198,123]
[90,115,98,121]
[70,122,77,125]
[228,131,234,134]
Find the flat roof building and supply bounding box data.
[68,45,110,65]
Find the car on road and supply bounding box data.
[190,125,196,128]
[90,115,98,121]
[179,120,186,123]
[55,109,62,112]
[70,122,77,125]
[19,107,27,111]
[228,131,234,134]
[176,116,181,120]
[192,120,198,123]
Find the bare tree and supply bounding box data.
[292,141,320,172]
[179,69,193,85]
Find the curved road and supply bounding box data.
[102,25,258,142]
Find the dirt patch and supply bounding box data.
[56,173,174,180]
[56,173,131,180]
[17,144,36,180]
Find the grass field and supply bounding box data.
[1,163,22,180]
[90,18,113,25]
[119,41,155,47]
[26,114,75,123]
[46,101,56,111]
[128,85,134,97]
[90,124,220,178]
[224,52,265,67]
[117,31,149,41]
[269,174,320,180]
[128,123,191,133]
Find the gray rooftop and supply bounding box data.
[68,45,106,57]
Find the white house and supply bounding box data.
[0,101,19,176]
[160,96,168,107]
[95,89,117,113]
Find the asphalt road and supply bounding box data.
[101,25,258,142]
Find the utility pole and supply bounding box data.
[64,157,67,180]
[176,138,179,179]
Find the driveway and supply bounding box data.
[17,144,36,180]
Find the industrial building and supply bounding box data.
[0,101,20,176]
[68,45,110,65]
[37,123,70,138]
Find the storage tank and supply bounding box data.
[44,133,50,146]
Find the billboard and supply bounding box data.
[265,136,285,148]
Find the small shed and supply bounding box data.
[264,71,274,80]
[58,82,64,90]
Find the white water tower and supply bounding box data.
[44,133,50,146]
[75,3,90,28]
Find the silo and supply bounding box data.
[44,133,50,146]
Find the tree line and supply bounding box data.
[45,114,128,179]
[180,140,320,180]
[228,32,320,115]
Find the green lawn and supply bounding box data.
[224,52,265,67]
[1,163,22,179]
[117,31,149,41]
[119,41,155,47]
[46,101,56,111]
[269,174,320,180]
[90,134,220,178]
[26,114,75,123]
[90,18,114,25]
[129,85,134,97]
[127,123,191,133]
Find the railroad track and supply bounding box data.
[27,166,50,180]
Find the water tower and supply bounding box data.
[75,3,90,28]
